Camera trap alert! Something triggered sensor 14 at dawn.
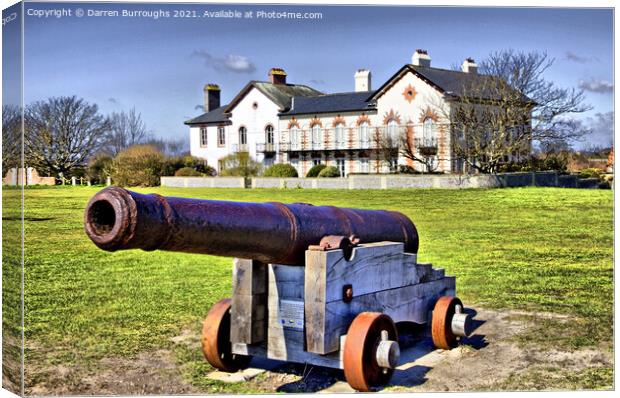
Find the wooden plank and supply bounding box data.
[232,258,267,295]
[231,293,267,344]
[306,242,426,304]
[230,259,267,344]
[267,264,306,360]
[233,333,342,369]
[307,277,456,354]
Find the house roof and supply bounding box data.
[281,90,377,116]
[184,105,231,126]
[224,81,322,113]
[369,65,533,104]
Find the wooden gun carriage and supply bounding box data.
[84,187,472,391]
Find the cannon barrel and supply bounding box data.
[84,187,419,265]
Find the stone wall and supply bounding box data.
[162,171,607,190]
[160,176,245,188]
[3,168,55,186]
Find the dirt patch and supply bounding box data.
[241,307,613,392]
[23,307,613,394]
[25,349,196,396]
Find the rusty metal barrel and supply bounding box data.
[84,187,418,265]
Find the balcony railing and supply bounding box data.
[278,125,443,152]
[231,143,248,152]
[256,142,276,153]
[415,137,438,156]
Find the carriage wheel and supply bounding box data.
[201,298,251,372]
[431,296,463,350]
[343,312,398,392]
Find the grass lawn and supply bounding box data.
[2,185,614,392]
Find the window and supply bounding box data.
[290,126,300,150]
[335,123,345,149]
[360,158,369,173]
[239,126,247,145]
[312,158,321,166]
[358,122,370,148]
[238,126,248,151]
[312,125,322,149]
[218,126,226,146]
[423,118,434,140]
[265,125,274,144]
[336,159,345,177]
[200,127,208,147]
[387,120,398,142]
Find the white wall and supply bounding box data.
[189,87,282,172]
[229,87,280,165]
[189,125,230,172]
[375,69,452,172]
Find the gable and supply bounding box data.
[369,66,445,103]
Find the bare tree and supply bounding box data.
[143,137,189,157]
[397,126,447,173]
[371,127,399,173]
[2,104,22,175]
[24,96,110,176]
[444,50,591,173]
[104,108,149,155]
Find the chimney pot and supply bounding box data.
[269,68,287,85]
[461,58,478,74]
[412,49,431,67]
[203,83,221,112]
[354,69,372,92]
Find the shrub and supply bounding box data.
[86,154,113,184]
[578,167,603,179]
[174,167,202,177]
[161,156,185,176]
[219,152,262,177]
[306,164,326,177]
[264,163,298,177]
[318,165,340,178]
[111,145,164,187]
[161,155,216,177]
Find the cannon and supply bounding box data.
[84,187,472,392]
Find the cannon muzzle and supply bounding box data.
[84,187,418,265]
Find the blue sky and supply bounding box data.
[4,2,615,148]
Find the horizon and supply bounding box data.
[3,2,614,149]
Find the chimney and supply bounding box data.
[203,84,221,112]
[268,68,287,85]
[411,49,431,67]
[461,57,478,74]
[354,69,372,92]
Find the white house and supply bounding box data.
[185,50,531,175]
[186,69,321,173]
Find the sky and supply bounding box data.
[2,1,615,148]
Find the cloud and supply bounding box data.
[195,104,205,111]
[108,97,120,105]
[565,51,589,63]
[309,79,325,85]
[191,50,256,74]
[579,111,614,148]
[578,79,614,94]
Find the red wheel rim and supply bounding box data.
[431,296,463,350]
[343,312,398,392]
[201,298,251,372]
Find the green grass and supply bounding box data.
[2,185,613,392]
